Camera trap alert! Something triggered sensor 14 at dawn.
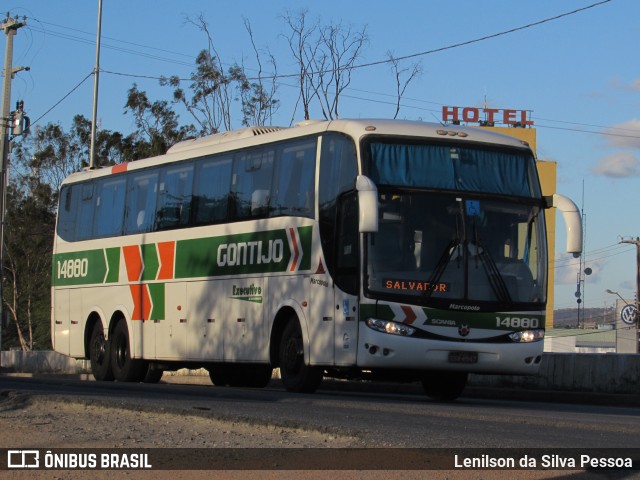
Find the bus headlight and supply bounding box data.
[366,318,416,337]
[509,329,545,343]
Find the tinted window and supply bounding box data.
[57,185,78,242]
[157,164,194,229]
[271,140,316,218]
[194,156,232,225]
[125,171,159,234]
[76,183,95,240]
[232,148,274,220]
[95,177,126,237]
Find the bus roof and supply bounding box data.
[61,119,533,186]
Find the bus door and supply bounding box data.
[333,194,359,366]
[334,290,358,365]
[308,271,334,365]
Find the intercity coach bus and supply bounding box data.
[51,119,582,400]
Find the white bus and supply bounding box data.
[51,119,582,400]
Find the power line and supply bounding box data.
[31,72,94,127]
[98,0,614,83]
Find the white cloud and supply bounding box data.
[605,119,640,149]
[592,152,640,178]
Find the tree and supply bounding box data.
[235,17,280,127]
[12,115,129,191]
[124,84,196,158]
[283,11,368,120]
[2,180,56,350]
[387,52,422,119]
[160,15,279,133]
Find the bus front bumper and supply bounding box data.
[357,325,543,375]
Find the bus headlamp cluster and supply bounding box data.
[509,329,545,343]
[366,318,416,337]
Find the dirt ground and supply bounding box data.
[0,388,582,480]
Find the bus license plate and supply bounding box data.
[448,351,478,364]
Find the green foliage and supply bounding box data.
[2,181,56,350]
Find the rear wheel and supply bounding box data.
[279,320,323,393]
[89,322,113,381]
[421,371,468,402]
[110,320,147,382]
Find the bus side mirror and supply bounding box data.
[545,193,582,257]
[356,175,378,233]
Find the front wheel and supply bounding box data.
[279,320,323,393]
[110,320,147,382]
[89,322,113,381]
[421,371,468,402]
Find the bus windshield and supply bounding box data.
[364,140,547,309]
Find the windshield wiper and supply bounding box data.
[423,238,459,299]
[424,199,464,300]
[473,225,513,306]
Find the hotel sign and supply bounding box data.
[442,106,533,126]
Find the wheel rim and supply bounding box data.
[283,335,303,374]
[92,334,107,367]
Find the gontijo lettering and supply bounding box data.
[217,239,284,267]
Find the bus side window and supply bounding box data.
[76,183,95,241]
[271,140,316,218]
[157,164,194,230]
[232,148,274,220]
[95,177,126,238]
[57,185,79,242]
[318,133,358,279]
[335,193,359,295]
[194,156,232,225]
[125,171,159,235]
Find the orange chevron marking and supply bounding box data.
[129,284,151,321]
[123,245,143,282]
[157,241,175,280]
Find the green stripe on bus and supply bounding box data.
[105,247,120,283]
[147,283,165,320]
[141,243,159,281]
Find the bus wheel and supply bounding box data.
[279,320,323,393]
[110,320,146,382]
[89,322,113,381]
[142,364,164,383]
[421,371,468,402]
[207,365,232,386]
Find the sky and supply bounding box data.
[3,0,640,315]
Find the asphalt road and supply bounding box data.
[2,373,639,450]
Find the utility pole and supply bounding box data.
[620,236,640,353]
[0,13,28,359]
[89,0,103,169]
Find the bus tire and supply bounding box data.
[421,371,468,402]
[110,320,147,382]
[89,322,114,382]
[207,365,232,386]
[279,320,323,393]
[142,364,164,383]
